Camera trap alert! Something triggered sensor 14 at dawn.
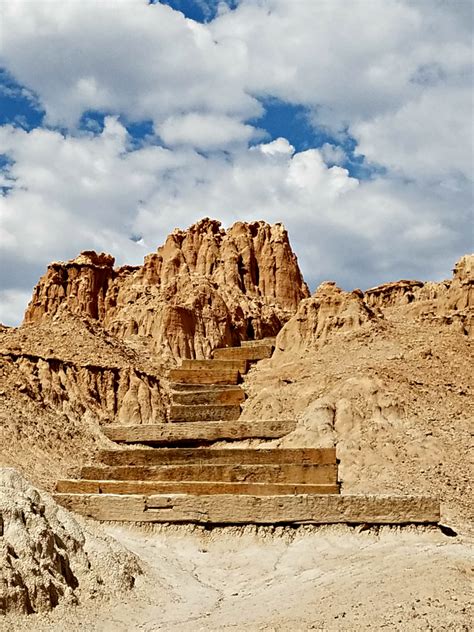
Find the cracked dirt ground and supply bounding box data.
[3,523,473,631]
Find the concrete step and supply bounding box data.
[102,420,294,444]
[79,463,338,484]
[56,480,340,495]
[180,359,248,374]
[53,493,440,525]
[212,345,273,361]
[98,447,337,467]
[170,387,245,406]
[169,404,241,422]
[240,337,276,348]
[168,368,239,385]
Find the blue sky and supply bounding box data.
[0,0,472,325]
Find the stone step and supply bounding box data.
[53,493,440,525]
[98,447,337,467]
[240,337,276,348]
[170,387,245,406]
[169,404,241,422]
[56,480,340,495]
[180,359,248,374]
[102,420,294,444]
[168,369,239,385]
[169,383,241,392]
[213,345,273,362]
[79,463,338,484]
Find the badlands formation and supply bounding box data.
[0,219,472,630]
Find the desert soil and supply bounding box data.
[2,523,472,631]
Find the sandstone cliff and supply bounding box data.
[274,254,473,358]
[365,254,473,335]
[25,219,309,360]
[275,282,381,355]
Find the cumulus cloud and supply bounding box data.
[0,0,472,325]
[0,289,32,326]
[319,143,347,166]
[353,85,473,183]
[0,0,260,128]
[157,113,259,149]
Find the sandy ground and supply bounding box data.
[2,523,472,632]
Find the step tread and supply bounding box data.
[169,368,239,385]
[169,383,241,391]
[170,388,245,405]
[180,359,248,374]
[213,345,273,361]
[102,420,295,444]
[80,463,338,483]
[98,447,337,466]
[240,337,276,347]
[169,403,241,422]
[56,480,340,495]
[53,493,441,524]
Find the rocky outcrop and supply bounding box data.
[2,353,166,425]
[25,219,309,359]
[0,468,141,615]
[364,280,424,308]
[25,251,116,323]
[365,254,473,335]
[275,282,380,355]
[0,314,169,434]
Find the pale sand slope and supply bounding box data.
[2,524,473,631]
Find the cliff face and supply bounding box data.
[275,282,380,355]
[275,254,473,357]
[365,254,473,336]
[25,219,309,359]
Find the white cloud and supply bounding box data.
[258,137,294,157]
[0,289,32,326]
[353,84,473,183]
[0,0,260,128]
[0,0,472,327]
[320,143,346,166]
[158,113,259,149]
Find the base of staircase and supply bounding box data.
[53,493,440,525]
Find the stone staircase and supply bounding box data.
[54,338,440,525]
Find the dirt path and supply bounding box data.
[3,524,473,631]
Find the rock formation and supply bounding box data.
[276,254,473,358]
[0,314,168,428]
[0,468,141,615]
[25,219,309,359]
[275,282,381,355]
[365,254,473,335]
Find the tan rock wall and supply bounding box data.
[2,352,166,425]
[276,282,380,355]
[24,219,309,359]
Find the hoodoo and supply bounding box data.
[24,219,309,359]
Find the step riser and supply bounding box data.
[171,389,245,405]
[169,383,241,392]
[213,346,273,361]
[180,359,248,374]
[169,404,241,422]
[240,338,276,348]
[103,420,295,444]
[98,448,337,466]
[79,464,338,484]
[169,369,239,385]
[56,481,340,495]
[53,494,441,525]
